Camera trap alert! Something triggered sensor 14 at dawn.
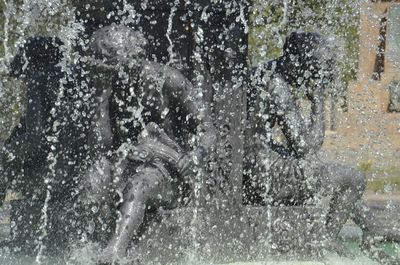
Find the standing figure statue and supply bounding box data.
[0,36,92,252]
[83,25,216,263]
[245,32,399,264]
[1,37,64,198]
[1,36,66,193]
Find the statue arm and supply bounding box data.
[26,75,47,145]
[87,66,114,157]
[0,75,49,202]
[270,76,325,157]
[3,74,48,158]
[163,67,217,162]
[0,119,26,198]
[250,69,292,154]
[6,35,64,158]
[307,86,325,150]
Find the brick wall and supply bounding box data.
[322,1,400,169]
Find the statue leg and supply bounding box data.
[82,156,115,243]
[353,202,400,243]
[321,163,400,263]
[100,166,167,263]
[315,163,365,257]
[321,163,400,241]
[353,202,400,264]
[321,163,366,239]
[84,156,113,202]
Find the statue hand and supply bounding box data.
[0,189,6,208]
[307,83,324,103]
[177,151,201,177]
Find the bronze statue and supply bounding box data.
[83,25,216,263]
[245,32,399,264]
[2,1,398,263]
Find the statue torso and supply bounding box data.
[110,62,182,149]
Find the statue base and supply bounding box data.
[134,206,327,264]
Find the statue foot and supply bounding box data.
[96,247,138,265]
[96,247,119,265]
[383,228,400,243]
[363,226,400,243]
[326,239,355,259]
[361,234,400,265]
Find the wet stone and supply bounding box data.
[387,5,400,68]
[388,81,400,112]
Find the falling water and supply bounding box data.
[0,1,399,265]
[2,0,10,64]
[166,0,179,66]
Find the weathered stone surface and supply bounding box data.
[0,202,10,241]
[386,5,400,69]
[388,80,400,112]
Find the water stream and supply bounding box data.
[0,1,398,265]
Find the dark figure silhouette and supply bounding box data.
[1,37,68,197]
[82,25,217,263]
[245,32,399,264]
[0,36,96,253]
[0,37,66,250]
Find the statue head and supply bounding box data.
[89,25,148,65]
[9,36,64,78]
[280,32,335,89]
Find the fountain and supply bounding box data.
[0,1,399,265]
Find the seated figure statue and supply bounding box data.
[82,25,217,263]
[245,32,399,264]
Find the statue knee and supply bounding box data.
[328,164,366,196]
[127,167,163,202]
[353,169,366,195]
[343,166,366,196]
[86,157,112,200]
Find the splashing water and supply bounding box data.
[0,1,399,265]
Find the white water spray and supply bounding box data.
[166,0,180,66]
